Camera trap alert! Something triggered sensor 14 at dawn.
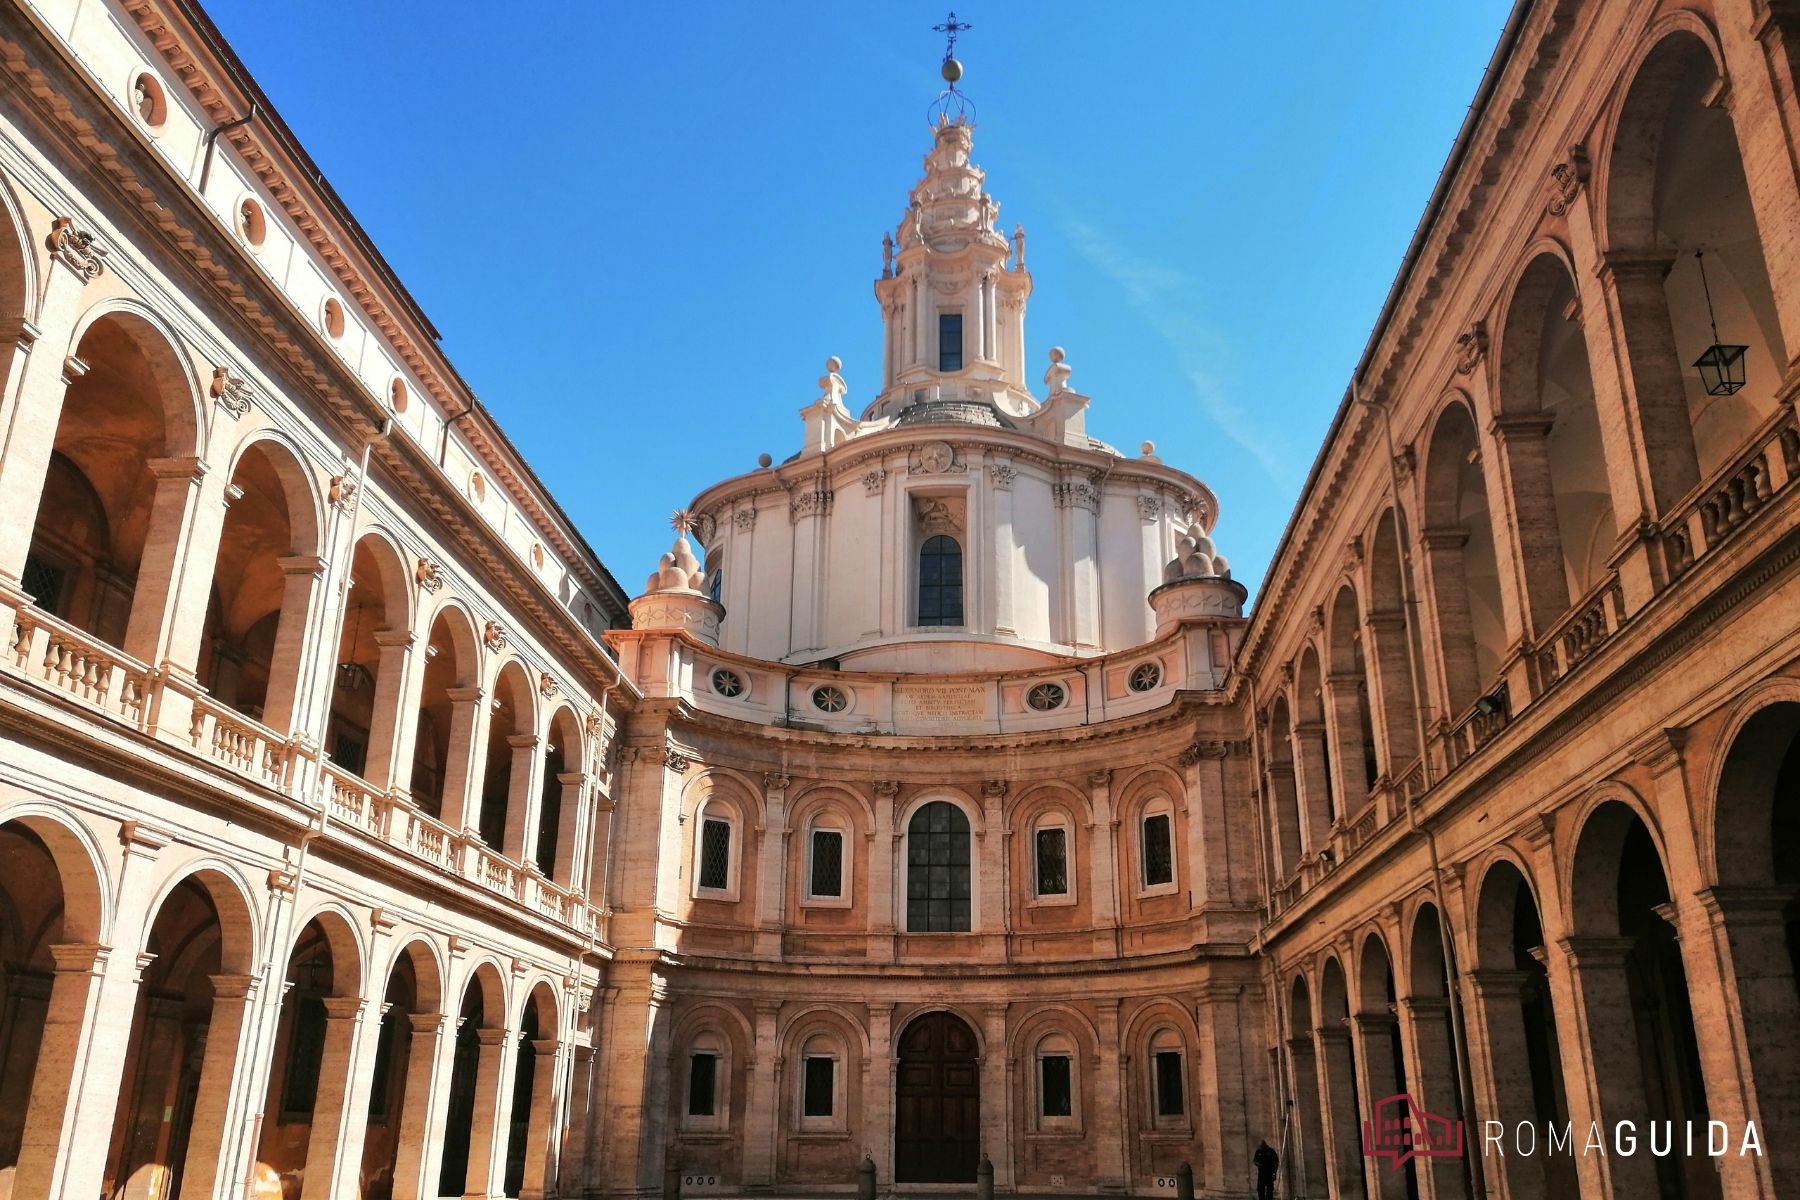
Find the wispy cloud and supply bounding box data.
[1058,217,1297,485]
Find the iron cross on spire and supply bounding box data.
[933,11,972,61]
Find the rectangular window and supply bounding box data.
[688,1053,717,1117]
[810,829,844,898]
[1035,826,1068,896]
[1155,1050,1185,1117]
[1142,813,1174,887]
[279,993,327,1120]
[802,1055,835,1117]
[698,819,732,891]
[938,312,964,372]
[1041,1054,1073,1118]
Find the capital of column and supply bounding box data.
[506,732,541,751]
[1694,885,1800,928]
[1418,525,1471,551]
[1556,934,1635,968]
[372,629,416,651]
[48,942,110,975]
[408,1012,447,1035]
[320,995,367,1021]
[1285,1033,1315,1052]
[208,973,260,1001]
[1488,412,1556,441]
[1596,247,1678,285]
[530,1037,560,1056]
[1396,995,1451,1021]
[276,554,328,580]
[445,685,485,706]
[557,770,588,787]
[1349,1010,1397,1033]
[146,455,207,486]
[1312,1024,1351,1046]
[475,1027,510,1047]
[1465,968,1532,1001]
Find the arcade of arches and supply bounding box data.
[0,1,1799,1199]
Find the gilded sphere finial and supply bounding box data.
[941,57,963,84]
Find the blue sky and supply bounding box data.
[203,1,1514,601]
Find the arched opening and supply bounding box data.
[1406,905,1472,1200]
[1472,860,1573,1199]
[0,817,107,1198]
[195,440,321,733]
[22,313,197,660]
[410,608,479,822]
[325,536,411,785]
[503,984,560,1198]
[1327,584,1380,807]
[1317,958,1366,1200]
[1355,935,1413,1200]
[1285,977,1329,1198]
[104,872,256,1200]
[439,965,507,1199]
[478,662,534,854]
[1497,255,1617,622]
[905,802,971,932]
[1366,508,1421,775]
[1711,701,1800,1192]
[1605,33,1787,502]
[1266,698,1303,874]
[359,941,443,1200]
[894,1010,979,1182]
[1568,802,1718,1200]
[1293,647,1336,832]
[916,534,964,627]
[254,914,363,1196]
[1423,403,1506,718]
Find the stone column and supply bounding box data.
[503,732,541,861]
[979,1004,1011,1187]
[979,782,1007,942]
[1714,21,1800,361]
[300,996,381,1200]
[1363,611,1418,773]
[1184,746,1228,906]
[1549,937,1659,1199]
[1462,970,1545,1200]
[754,775,791,957]
[16,943,129,1200]
[463,1026,515,1200]
[1196,983,1254,1193]
[553,770,589,887]
[870,782,898,959]
[1348,1012,1407,1200]
[1265,764,1302,880]
[261,555,327,735]
[989,459,1017,636]
[1312,1025,1363,1200]
[866,1003,895,1184]
[1091,1000,1126,1189]
[123,455,212,668]
[1290,721,1334,846]
[518,1038,562,1200]
[0,227,106,602]
[438,686,487,832]
[176,973,261,1200]
[1087,771,1121,955]
[742,1002,781,1186]
[1488,413,1569,640]
[1394,996,1467,1200]
[392,1013,447,1200]
[1593,251,1699,515]
[1322,675,1370,815]
[1419,526,1480,717]
[1285,1034,1329,1200]
[359,629,416,790]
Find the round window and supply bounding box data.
[812,685,848,713]
[237,198,267,247]
[1027,682,1067,712]
[1129,662,1162,692]
[389,377,409,413]
[712,669,744,698]
[322,297,346,339]
[131,73,167,128]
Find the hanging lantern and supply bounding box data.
[335,589,368,691]
[1692,250,1748,397]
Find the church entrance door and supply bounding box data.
[895,1010,980,1182]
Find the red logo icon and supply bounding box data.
[1362,1094,1464,1170]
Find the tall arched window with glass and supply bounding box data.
[907,801,972,931]
[917,535,964,626]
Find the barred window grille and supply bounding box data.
[810,829,844,897]
[1142,813,1174,886]
[1041,1054,1073,1117]
[906,801,971,932]
[19,555,64,615]
[1035,826,1068,896]
[1155,1050,1185,1116]
[699,818,732,890]
[802,1055,835,1117]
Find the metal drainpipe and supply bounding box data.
[198,103,258,195]
[1351,379,1486,1199]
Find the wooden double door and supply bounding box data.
[895,1011,980,1182]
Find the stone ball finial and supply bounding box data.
[757,453,773,468]
[1140,440,1156,457]
[942,57,963,84]
[825,355,842,373]
[1044,347,1072,395]
[1048,346,1065,363]
[1163,521,1231,583]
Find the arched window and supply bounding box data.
[693,799,739,900]
[917,535,964,627]
[1138,799,1178,896]
[1035,1032,1079,1128]
[804,813,851,906]
[684,1029,728,1129]
[906,801,972,932]
[797,1032,845,1129]
[1031,813,1075,904]
[1148,1027,1187,1126]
